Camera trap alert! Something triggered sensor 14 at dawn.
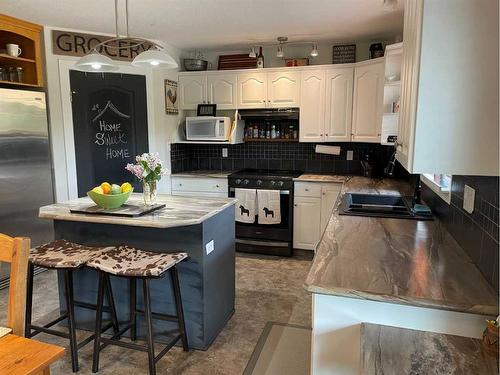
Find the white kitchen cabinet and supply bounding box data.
[320,185,341,234]
[351,60,384,143]
[299,70,326,142]
[179,75,207,110]
[267,71,300,108]
[237,72,268,109]
[397,0,498,175]
[293,181,342,251]
[293,196,322,250]
[207,73,237,110]
[324,67,354,142]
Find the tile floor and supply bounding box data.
[0,254,312,374]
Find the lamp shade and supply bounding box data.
[73,52,119,72]
[131,49,178,68]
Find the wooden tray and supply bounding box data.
[70,203,166,217]
[218,53,257,70]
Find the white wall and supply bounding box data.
[181,39,398,70]
[43,26,181,202]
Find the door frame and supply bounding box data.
[58,59,158,200]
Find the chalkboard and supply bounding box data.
[70,71,149,196]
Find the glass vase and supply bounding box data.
[142,181,157,206]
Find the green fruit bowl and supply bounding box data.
[87,189,133,209]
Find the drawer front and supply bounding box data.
[171,191,228,198]
[171,177,228,193]
[294,182,322,198]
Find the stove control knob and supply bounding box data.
[243,179,250,185]
[256,180,263,186]
[235,179,242,185]
[277,181,284,187]
[270,180,276,186]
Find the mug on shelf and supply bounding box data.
[6,44,21,57]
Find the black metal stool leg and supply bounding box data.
[104,274,120,338]
[24,262,34,339]
[143,279,156,375]
[129,278,137,341]
[171,266,189,351]
[64,269,79,372]
[92,271,106,373]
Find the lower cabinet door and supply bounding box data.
[293,196,321,250]
[320,185,341,234]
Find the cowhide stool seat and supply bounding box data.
[87,245,189,375]
[25,239,121,373]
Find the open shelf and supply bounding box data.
[0,53,36,63]
[243,138,299,143]
[0,79,40,87]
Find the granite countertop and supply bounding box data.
[304,176,499,316]
[39,193,237,229]
[294,174,348,183]
[171,170,234,178]
[361,323,498,374]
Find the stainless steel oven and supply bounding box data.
[228,169,302,256]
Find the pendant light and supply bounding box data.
[74,0,177,72]
[249,47,257,58]
[276,45,284,58]
[310,44,319,57]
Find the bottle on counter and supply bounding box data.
[271,124,276,139]
[253,124,259,138]
[257,46,264,69]
[293,126,298,139]
[266,122,271,139]
[276,125,280,139]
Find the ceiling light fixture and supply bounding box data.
[276,45,284,58]
[249,47,257,58]
[74,0,178,72]
[276,36,288,58]
[310,44,319,57]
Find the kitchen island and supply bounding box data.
[39,193,237,350]
[304,177,498,375]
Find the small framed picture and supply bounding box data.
[164,79,178,115]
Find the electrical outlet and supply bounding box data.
[346,150,354,161]
[222,148,228,158]
[463,185,475,214]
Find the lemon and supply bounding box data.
[100,182,111,194]
[92,186,104,194]
[121,182,133,193]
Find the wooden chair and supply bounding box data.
[0,233,30,336]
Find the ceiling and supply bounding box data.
[1,0,404,50]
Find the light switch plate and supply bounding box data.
[222,148,228,158]
[205,239,215,255]
[463,185,475,214]
[346,150,354,161]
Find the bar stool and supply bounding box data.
[25,239,121,372]
[87,245,189,375]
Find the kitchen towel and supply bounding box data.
[235,188,257,223]
[257,190,281,225]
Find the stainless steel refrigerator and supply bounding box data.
[0,88,55,286]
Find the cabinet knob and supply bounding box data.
[305,188,309,191]
[325,133,328,136]
[216,184,220,188]
[262,100,266,103]
[294,204,297,207]
[320,134,323,137]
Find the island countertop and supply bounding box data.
[39,193,237,229]
[304,177,499,316]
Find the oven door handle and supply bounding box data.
[229,187,290,195]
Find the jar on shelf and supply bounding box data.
[15,67,24,83]
[8,67,17,82]
[0,67,5,81]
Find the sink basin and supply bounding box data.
[339,193,433,220]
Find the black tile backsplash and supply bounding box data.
[171,142,395,176]
[422,175,499,291]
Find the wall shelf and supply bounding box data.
[243,138,299,143]
[0,79,40,87]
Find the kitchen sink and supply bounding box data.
[339,193,433,220]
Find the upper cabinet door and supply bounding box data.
[299,70,325,142]
[267,71,300,108]
[237,72,268,109]
[207,73,237,109]
[179,75,207,110]
[351,61,384,143]
[324,67,354,142]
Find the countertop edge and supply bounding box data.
[303,283,498,316]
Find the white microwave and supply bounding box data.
[185,116,232,141]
